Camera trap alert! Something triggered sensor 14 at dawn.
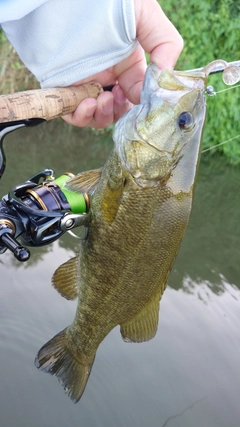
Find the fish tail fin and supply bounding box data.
[34,328,95,403]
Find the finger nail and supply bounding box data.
[114,86,127,104]
[86,104,97,117]
[102,98,113,116]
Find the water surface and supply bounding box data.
[0,121,239,427]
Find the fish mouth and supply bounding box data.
[134,107,167,154]
[157,68,206,91]
[136,87,205,155]
[113,64,206,183]
[133,68,206,157]
[128,102,170,156]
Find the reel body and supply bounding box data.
[0,121,88,261]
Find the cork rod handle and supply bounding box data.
[0,81,103,123]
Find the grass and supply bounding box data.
[161,0,240,164]
[0,30,38,93]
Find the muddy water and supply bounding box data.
[0,121,239,427]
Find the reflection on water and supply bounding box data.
[0,121,239,426]
[182,273,240,303]
[170,157,240,297]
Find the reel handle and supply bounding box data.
[1,232,30,262]
[0,82,103,123]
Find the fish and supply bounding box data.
[34,64,207,403]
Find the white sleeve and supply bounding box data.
[0,0,49,22]
[1,0,137,88]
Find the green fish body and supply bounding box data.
[35,64,207,402]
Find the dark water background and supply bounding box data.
[0,121,239,427]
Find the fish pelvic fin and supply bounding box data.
[52,256,79,300]
[66,168,102,194]
[35,328,95,403]
[120,295,160,343]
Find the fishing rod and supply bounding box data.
[0,60,239,262]
[0,82,104,262]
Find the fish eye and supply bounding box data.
[178,112,194,130]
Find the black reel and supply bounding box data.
[0,121,88,262]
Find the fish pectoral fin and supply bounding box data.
[52,256,79,300]
[65,168,102,194]
[120,295,160,343]
[35,327,95,403]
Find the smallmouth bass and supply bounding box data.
[35,64,207,402]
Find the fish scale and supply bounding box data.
[35,64,207,403]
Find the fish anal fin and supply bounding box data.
[35,328,95,403]
[120,296,160,343]
[66,168,102,194]
[52,256,79,300]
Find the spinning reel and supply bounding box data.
[0,120,88,262]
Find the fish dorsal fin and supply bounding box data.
[120,295,160,343]
[52,256,79,300]
[65,168,102,194]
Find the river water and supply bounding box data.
[0,121,239,427]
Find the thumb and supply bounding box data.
[135,0,183,69]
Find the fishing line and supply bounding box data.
[202,82,240,153]
[202,134,240,153]
[214,83,240,95]
[205,83,240,96]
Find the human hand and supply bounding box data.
[63,0,183,129]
